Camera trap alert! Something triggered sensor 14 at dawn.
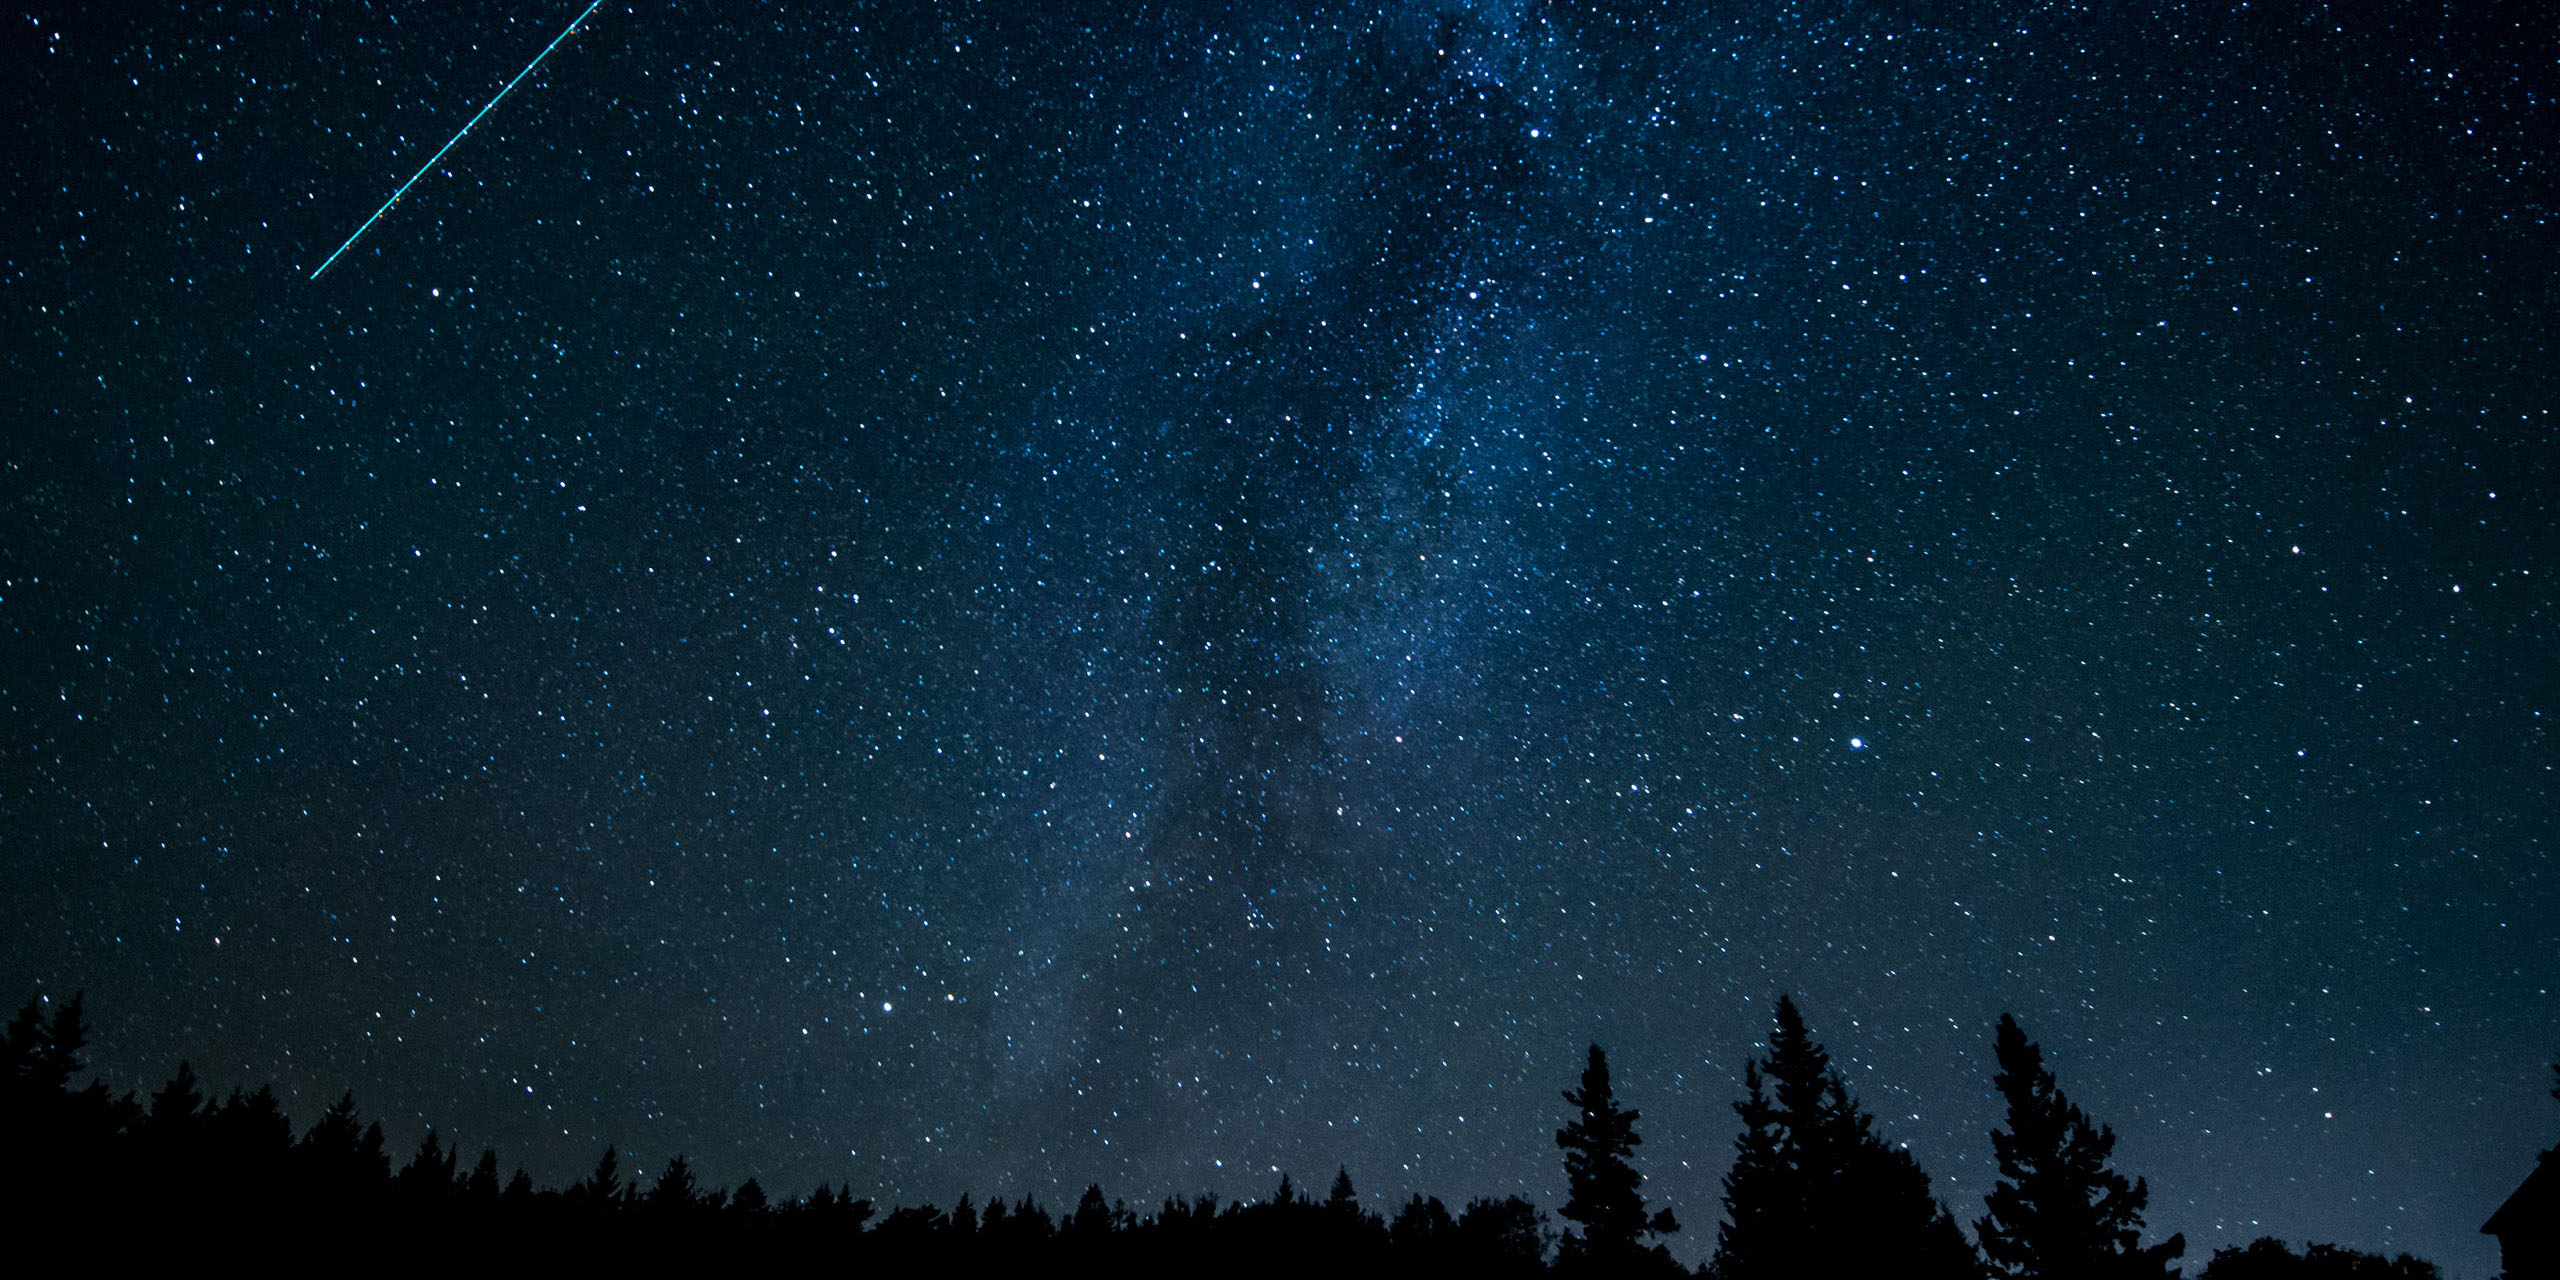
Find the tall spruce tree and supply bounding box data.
[1711,996,1980,1280]
[578,1143,626,1215]
[1977,1015,2181,1279]
[395,1126,458,1203]
[464,1148,502,1202]
[1328,1166,1362,1215]
[1715,1060,1792,1277]
[646,1154,703,1217]
[1555,1044,1678,1269]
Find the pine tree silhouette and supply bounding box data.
[1710,996,1979,1280]
[298,1092,364,1164]
[395,1126,459,1205]
[291,1090,391,1246]
[465,1148,503,1203]
[984,1193,1038,1245]
[1068,1182,1113,1238]
[1978,1014,2181,1279]
[1555,1044,1678,1270]
[211,1083,297,1206]
[1715,1059,1789,1277]
[1,991,87,1093]
[143,1061,208,1149]
[0,996,41,1087]
[646,1154,702,1216]
[1327,1166,1361,1215]
[0,992,128,1233]
[578,1143,626,1217]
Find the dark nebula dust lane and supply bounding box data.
[3,3,2552,1273]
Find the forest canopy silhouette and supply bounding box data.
[0,989,2467,1277]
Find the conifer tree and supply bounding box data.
[297,1088,380,1214]
[143,1061,208,1149]
[1715,1061,1790,1276]
[212,1084,294,1163]
[395,1127,457,1202]
[1555,1044,1677,1267]
[1327,1166,1361,1215]
[1068,1183,1112,1237]
[1977,1014,2181,1279]
[299,1092,364,1160]
[1,992,87,1093]
[645,1153,703,1220]
[0,996,42,1089]
[1711,996,1978,1280]
[579,1143,625,1214]
[356,1120,391,1185]
[464,1148,502,1202]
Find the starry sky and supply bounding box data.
[4,2,2553,1272]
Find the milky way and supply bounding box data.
[4,4,2551,1273]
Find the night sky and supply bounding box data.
[4,2,2553,1273]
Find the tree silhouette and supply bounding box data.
[1714,1058,1788,1278]
[292,1086,389,1238]
[1327,1166,1361,1215]
[395,1126,459,1205]
[978,1193,1038,1247]
[1456,1195,1552,1277]
[1067,1182,1113,1238]
[577,1143,626,1215]
[0,991,134,1231]
[0,985,2475,1278]
[142,1060,208,1149]
[2196,1237,2442,1280]
[729,1176,769,1224]
[212,1083,297,1199]
[465,1148,502,1203]
[1711,995,1979,1280]
[298,1092,363,1165]
[1555,1043,1677,1270]
[2,991,87,1094]
[646,1154,703,1217]
[1978,1014,2181,1279]
[1391,1193,1455,1254]
[0,996,45,1087]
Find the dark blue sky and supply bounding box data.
[4,3,2552,1273]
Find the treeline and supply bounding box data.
[1,991,2451,1277]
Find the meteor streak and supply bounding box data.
[309,0,608,280]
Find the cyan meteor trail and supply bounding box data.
[309,0,608,280]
